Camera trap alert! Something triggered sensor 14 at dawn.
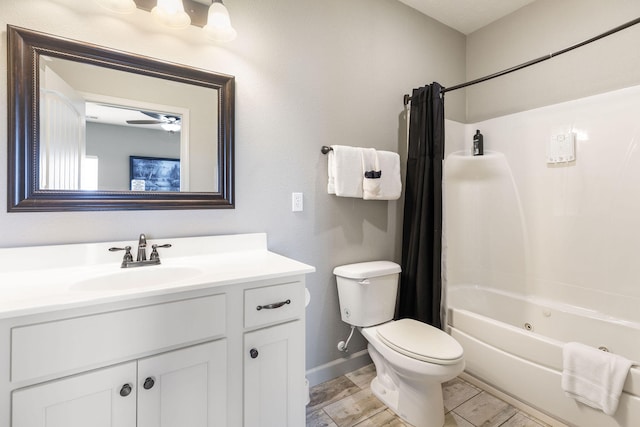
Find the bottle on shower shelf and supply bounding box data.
[473,129,484,156]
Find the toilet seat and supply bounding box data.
[376,319,463,365]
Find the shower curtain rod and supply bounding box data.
[403,16,640,105]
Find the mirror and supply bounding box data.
[8,25,234,211]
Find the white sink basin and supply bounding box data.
[70,266,204,292]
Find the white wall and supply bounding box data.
[0,0,465,378]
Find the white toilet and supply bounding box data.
[334,261,464,427]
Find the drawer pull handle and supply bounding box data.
[256,299,291,311]
[250,348,259,359]
[119,383,132,397]
[143,377,155,390]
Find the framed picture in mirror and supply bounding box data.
[130,156,180,192]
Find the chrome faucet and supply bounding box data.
[109,234,172,268]
[137,233,147,261]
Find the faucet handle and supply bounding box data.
[109,246,133,263]
[150,244,172,261]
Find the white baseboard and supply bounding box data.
[306,350,372,387]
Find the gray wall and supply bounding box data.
[466,0,640,122]
[86,123,180,191]
[0,0,465,375]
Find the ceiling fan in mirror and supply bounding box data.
[126,111,182,132]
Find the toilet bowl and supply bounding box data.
[334,261,464,427]
[361,319,464,427]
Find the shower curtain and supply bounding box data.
[396,82,445,329]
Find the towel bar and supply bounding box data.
[321,146,332,154]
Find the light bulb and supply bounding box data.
[204,1,237,42]
[152,0,191,29]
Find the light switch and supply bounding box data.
[292,192,303,212]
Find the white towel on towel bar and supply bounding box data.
[363,150,402,200]
[561,341,632,415]
[327,145,363,198]
[327,145,402,200]
[361,148,381,199]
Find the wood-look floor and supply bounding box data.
[307,364,555,427]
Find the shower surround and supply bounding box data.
[444,84,640,426]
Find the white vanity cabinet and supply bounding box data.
[13,362,137,427]
[0,233,314,427]
[243,282,306,426]
[9,294,228,427]
[12,340,226,427]
[244,322,304,426]
[137,340,227,427]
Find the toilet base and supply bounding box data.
[370,374,445,427]
[370,376,399,413]
[364,332,462,427]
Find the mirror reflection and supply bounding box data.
[86,103,182,192]
[39,56,218,193]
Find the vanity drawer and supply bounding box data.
[11,294,226,383]
[244,282,304,328]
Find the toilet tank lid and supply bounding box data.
[333,261,401,279]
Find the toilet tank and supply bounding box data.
[333,261,402,327]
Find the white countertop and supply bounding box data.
[0,233,315,319]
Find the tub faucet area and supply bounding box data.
[109,234,172,268]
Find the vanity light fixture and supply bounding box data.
[203,0,237,42]
[151,0,191,29]
[95,0,237,42]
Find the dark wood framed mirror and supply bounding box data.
[7,25,234,211]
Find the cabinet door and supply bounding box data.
[12,362,136,427]
[244,320,304,427]
[137,340,227,427]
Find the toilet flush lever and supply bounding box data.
[357,279,370,285]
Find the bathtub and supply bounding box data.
[447,285,640,427]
